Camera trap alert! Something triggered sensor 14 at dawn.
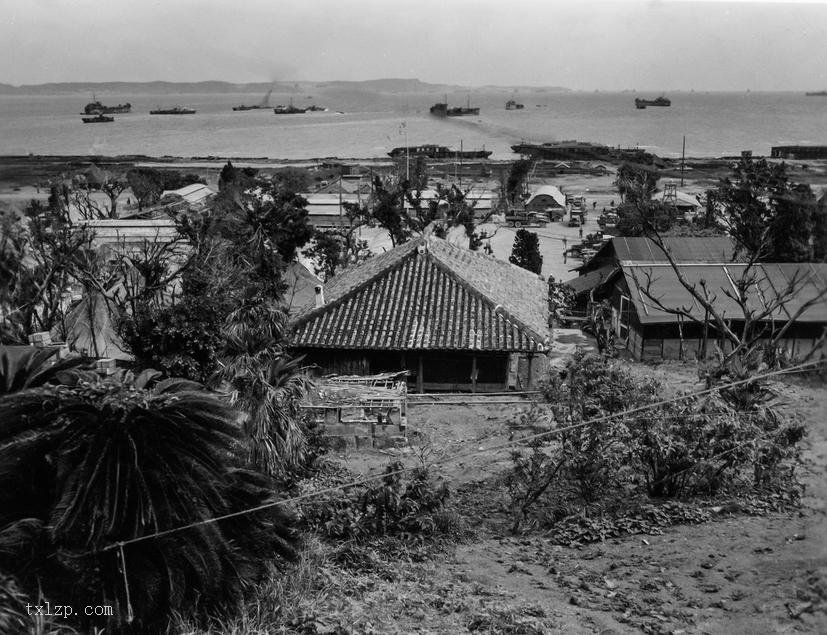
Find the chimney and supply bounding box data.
[314,284,325,308]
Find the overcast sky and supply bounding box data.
[1,0,826,91]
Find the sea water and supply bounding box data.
[0,89,824,159]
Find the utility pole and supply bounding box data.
[459,139,463,187]
[404,121,410,182]
[680,135,686,187]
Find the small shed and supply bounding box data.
[301,371,408,449]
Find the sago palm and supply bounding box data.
[0,351,298,631]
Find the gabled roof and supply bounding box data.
[291,235,549,352]
[623,262,827,325]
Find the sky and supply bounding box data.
[1,0,826,91]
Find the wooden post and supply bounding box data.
[701,308,709,360]
[471,354,477,393]
[417,355,423,394]
[526,354,533,389]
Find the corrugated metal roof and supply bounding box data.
[527,185,566,208]
[291,235,549,352]
[614,237,736,263]
[160,183,215,204]
[623,263,827,324]
[564,265,619,295]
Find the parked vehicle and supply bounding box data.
[504,210,549,228]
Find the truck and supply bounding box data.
[504,210,549,228]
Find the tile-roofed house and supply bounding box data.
[290,234,550,392]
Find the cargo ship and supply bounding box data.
[388,144,492,159]
[82,114,114,123]
[82,97,131,114]
[233,89,272,111]
[273,99,307,114]
[805,90,827,96]
[634,96,671,109]
[429,95,479,117]
[150,106,196,115]
[505,99,525,110]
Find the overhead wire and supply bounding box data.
[86,357,823,556]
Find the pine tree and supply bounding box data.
[509,229,543,274]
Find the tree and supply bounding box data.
[615,162,659,204]
[814,195,827,262]
[620,165,827,372]
[306,207,372,280]
[0,356,298,631]
[0,198,94,340]
[215,303,313,476]
[271,167,310,193]
[613,164,678,236]
[509,228,543,274]
[766,183,816,262]
[126,167,164,211]
[711,155,817,262]
[218,160,257,194]
[101,174,127,218]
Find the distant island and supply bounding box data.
[0,78,572,95]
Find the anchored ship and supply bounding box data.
[273,98,307,114]
[81,114,114,123]
[805,91,827,96]
[150,106,196,115]
[82,96,131,114]
[505,99,525,110]
[429,95,479,117]
[635,96,671,109]
[233,89,273,111]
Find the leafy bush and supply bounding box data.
[506,352,806,533]
[119,293,230,383]
[301,462,455,542]
[0,353,299,631]
[540,353,658,502]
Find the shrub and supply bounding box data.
[301,462,454,542]
[506,351,806,532]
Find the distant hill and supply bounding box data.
[0,78,571,94]
[312,78,457,92]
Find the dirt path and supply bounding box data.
[327,368,826,633]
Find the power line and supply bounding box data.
[87,358,823,556]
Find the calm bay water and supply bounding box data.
[0,89,824,160]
